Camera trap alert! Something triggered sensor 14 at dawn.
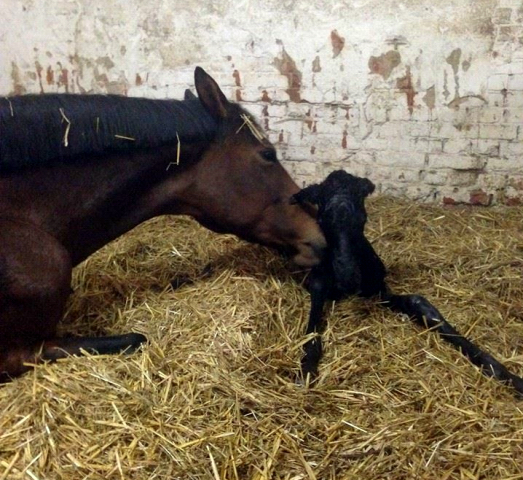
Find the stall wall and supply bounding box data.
[2,0,522,204]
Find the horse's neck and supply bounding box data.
[1,142,207,265]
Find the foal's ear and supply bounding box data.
[359,178,375,197]
[290,184,322,206]
[194,67,230,120]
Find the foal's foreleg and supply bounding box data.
[301,267,330,379]
[383,293,523,396]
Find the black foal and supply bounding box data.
[291,170,523,396]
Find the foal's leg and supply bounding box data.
[0,220,146,380]
[384,293,523,396]
[301,266,330,379]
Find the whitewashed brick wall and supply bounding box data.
[2,0,522,204]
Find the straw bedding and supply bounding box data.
[1,197,522,479]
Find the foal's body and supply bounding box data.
[0,68,325,379]
[293,170,523,396]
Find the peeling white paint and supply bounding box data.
[1,0,522,204]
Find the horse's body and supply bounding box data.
[0,67,325,379]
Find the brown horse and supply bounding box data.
[0,67,325,380]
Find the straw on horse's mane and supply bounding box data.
[0,94,218,172]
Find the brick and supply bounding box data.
[364,137,392,151]
[388,103,415,122]
[508,74,523,90]
[447,171,480,187]
[473,140,501,157]
[487,75,509,90]
[493,8,514,24]
[429,154,487,170]
[497,25,520,42]
[479,123,519,140]
[501,140,523,156]
[469,189,493,206]
[502,107,523,122]
[461,125,481,139]
[504,195,523,205]
[424,170,447,186]
[478,108,504,123]
[407,121,432,137]
[368,106,389,123]
[432,120,463,139]
[374,151,426,168]
[443,138,473,154]
[265,104,289,117]
[374,121,404,138]
[477,174,511,189]
[385,136,407,152]
[498,0,519,8]
[506,91,523,107]
[342,135,363,150]
[409,106,433,123]
[487,155,519,172]
[292,160,318,176]
[404,137,444,154]
[487,92,509,107]
[372,169,393,182]
[395,169,420,183]
[508,176,523,191]
[281,145,317,161]
[405,185,441,202]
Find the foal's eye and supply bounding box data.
[260,149,278,163]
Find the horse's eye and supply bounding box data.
[260,149,278,163]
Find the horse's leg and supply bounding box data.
[301,266,330,379]
[1,333,147,381]
[383,292,523,396]
[0,220,146,380]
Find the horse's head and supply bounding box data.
[178,68,325,266]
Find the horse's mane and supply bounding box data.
[0,94,217,172]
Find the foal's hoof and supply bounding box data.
[170,275,193,290]
[97,332,148,355]
[122,333,148,353]
[297,359,319,387]
[296,371,319,387]
[509,374,523,399]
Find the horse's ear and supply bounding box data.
[184,89,197,100]
[194,67,229,120]
[290,184,322,206]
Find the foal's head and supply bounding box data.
[291,170,376,293]
[179,68,325,266]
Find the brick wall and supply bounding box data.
[2,0,522,204]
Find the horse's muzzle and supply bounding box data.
[292,237,327,267]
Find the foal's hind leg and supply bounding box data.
[0,220,146,380]
[384,293,523,396]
